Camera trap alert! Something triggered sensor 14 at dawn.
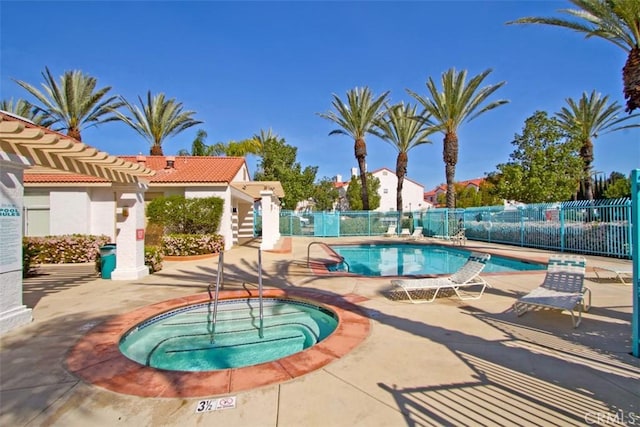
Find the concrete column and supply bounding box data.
[0,153,33,334]
[259,190,280,250]
[111,181,149,280]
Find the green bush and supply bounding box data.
[145,245,164,273]
[147,195,224,234]
[24,234,111,264]
[22,238,40,277]
[162,234,225,256]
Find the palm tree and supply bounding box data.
[209,139,262,156]
[0,98,55,127]
[507,0,640,113]
[13,67,123,141]
[556,90,640,200]
[372,102,435,212]
[113,91,202,156]
[318,87,389,211]
[408,68,508,209]
[177,129,210,156]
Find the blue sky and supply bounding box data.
[1,1,637,191]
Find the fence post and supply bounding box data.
[559,204,565,253]
[631,169,639,358]
[519,207,525,247]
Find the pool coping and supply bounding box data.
[65,288,371,398]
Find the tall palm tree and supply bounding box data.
[0,98,55,127]
[507,0,640,113]
[556,90,640,200]
[13,67,123,141]
[318,87,389,211]
[408,68,508,209]
[372,102,435,212]
[113,91,202,156]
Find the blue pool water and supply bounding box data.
[327,244,545,276]
[119,298,338,371]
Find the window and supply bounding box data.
[383,189,388,194]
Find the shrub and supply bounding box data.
[22,238,40,277]
[161,234,225,256]
[24,234,111,264]
[145,245,164,273]
[147,195,224,234]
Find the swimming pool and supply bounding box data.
[327,244,545,276]
[119,298,338,371]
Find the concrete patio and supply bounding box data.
[1,237,638,426]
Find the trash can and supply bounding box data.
[100,244,117,279]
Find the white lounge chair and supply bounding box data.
[593,266,632,285]
[451,228,467,246]
[400,228,411,238]
[390,252,491,303]
[513,255,591,328]
[383,225,397,237]
[409,227,424,240]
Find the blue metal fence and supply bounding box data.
[264,197,632,259]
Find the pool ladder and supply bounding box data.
[208,249,265,342]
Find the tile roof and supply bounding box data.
[24,156,248,184]
[120,156,247,183]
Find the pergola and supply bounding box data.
[0,111,155,334]
[0,112,154,182]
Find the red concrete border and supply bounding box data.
[66,289,370,398]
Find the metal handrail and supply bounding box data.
[258,249,264,339]
[306,241,349,272]
[208,251,224,343]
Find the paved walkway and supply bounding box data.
[1,237,638,426]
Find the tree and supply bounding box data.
[318,87,389,211]
[555,90,639,200]
[373,102,434,212]
[312,177,340,211]
[507,0,640,113]
[13,67,123,141]
[488,111,583,203]
[603,172,631,198]
[209,139,262,157]
[113,91,202,155]
[177,129,211,156]
[254,135,317,209]
[408,68,508,209]
[0,98,54,127]
[345,173,381,211]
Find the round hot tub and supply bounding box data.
[66,289,370,398]
[119,298,338,371]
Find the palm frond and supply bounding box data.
[114,91,202,150]
[318,87,390,140]
[13,67,122,138]
[507,0,640,52]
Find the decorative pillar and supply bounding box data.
[0,153,33,334]
[111,181,149,280]
[259,190,280,251]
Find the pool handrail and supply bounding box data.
[258,249,264,339]
[306,241,350,272]
[209,251,224,342]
